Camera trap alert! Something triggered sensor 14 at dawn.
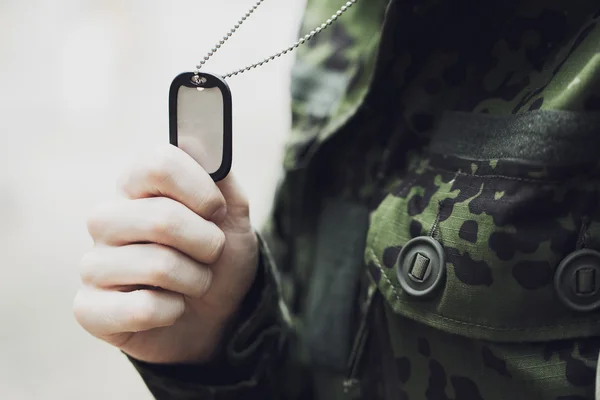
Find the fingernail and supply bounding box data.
[211,205,227,223]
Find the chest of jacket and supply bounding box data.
[279,1,600,398]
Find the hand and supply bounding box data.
[73,145,258,364]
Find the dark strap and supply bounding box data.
[305,199,370,371]
[373,293,402,400]
[429,110,600,164]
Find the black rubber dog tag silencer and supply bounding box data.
[169,72,233,182]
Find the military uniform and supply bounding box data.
[129,0,600,398]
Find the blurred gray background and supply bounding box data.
[0,0,304,398]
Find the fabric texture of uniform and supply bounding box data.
[130,0,600,398]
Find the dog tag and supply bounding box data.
[169,72,232,181]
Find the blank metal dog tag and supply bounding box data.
[169,72,232,181]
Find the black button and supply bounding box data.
[396,236,446,297]
[554,249,600,312]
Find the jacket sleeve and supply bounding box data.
[127,232,292,400]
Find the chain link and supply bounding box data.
[194,0,358,79]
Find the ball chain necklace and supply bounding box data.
[168,0,358,181]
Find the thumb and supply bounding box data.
[215,171,252,231]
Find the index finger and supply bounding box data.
[118,145,227,222]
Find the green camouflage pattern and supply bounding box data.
[278,0,600,398]
[131,0,600,399]
[374,308,600,399]
[367,153,600,341]
[284,0,388,169]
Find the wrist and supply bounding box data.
[192,307,248,364]
[191,249,263,364]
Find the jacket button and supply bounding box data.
[396,236,446,297]
[554,249,600,312]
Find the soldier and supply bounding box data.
[74,0,600,398]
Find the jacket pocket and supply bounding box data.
[364,110,600,342]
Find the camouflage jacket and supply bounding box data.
[130,0,600,399]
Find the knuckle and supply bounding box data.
[148,266,169,286]
[149,202,181,241]
[116,166,134,195]
[205,228,226,264]
[146,146,179,187]
[192,188,225,216]
[128,291,183,330]
[165,297,185,325]
[150,248,180,284]
[129,292,159,330]
[193,268,213,298]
